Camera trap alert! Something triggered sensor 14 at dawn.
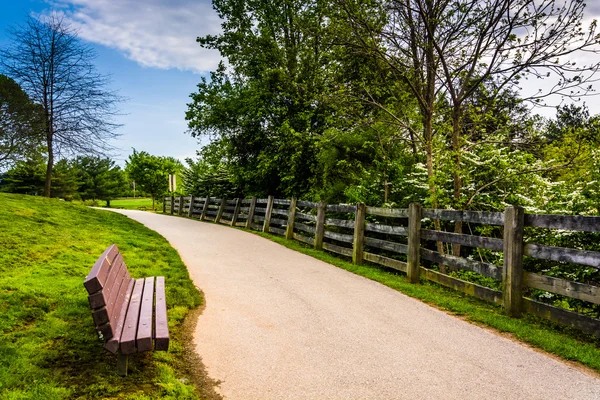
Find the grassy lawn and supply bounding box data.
[107,198,156,211]
[0,193,209,399]
[248,230,600,373]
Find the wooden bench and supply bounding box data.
[84,244,169,376]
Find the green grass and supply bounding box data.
[249,230,600,373]
[107,198,155,211]
[0,193,205,399]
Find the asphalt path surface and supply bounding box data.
[108,210,600,400]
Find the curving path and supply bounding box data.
[108,209,600,400]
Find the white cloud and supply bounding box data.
[44,0,223,74]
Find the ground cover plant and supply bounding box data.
[0,193,205,399]
[249,230,600,373]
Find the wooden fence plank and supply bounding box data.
[325,218,355,229]
[297,200,318,208]
[323,230,354,244]
[326,204,356,213]
[365,223,408,236]
[231,198,241,226]
[524,272,600,305]
[365,207,409,218]
[364,237,408,254]
[270,226,286,236]
[525,214,600,232]
[522,298,600,338]
[215,198,226,223]
[296,212,316,222]
[293,232,315,245]
[421,268,503,305]
[420,249,502,280]
[270,218,287,226]
[273,199,291,205]
[422,209,504,225]
[200,196,210,221]
[323,242,353,257]
[421,229,504,251]
[364,252,407,273]
[295,222,315,234]
[524,243,600,269]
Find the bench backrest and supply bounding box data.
[84,244,133,341]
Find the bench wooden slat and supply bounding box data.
[155,276,169,351]
[104,279,134,354]
[84,245,119,294]
[120,278,145,355]
[136,277,155,352]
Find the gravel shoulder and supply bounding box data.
[108,210,600,400]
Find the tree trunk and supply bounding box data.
[152,195,155,211]
[44,131,53,197]
[451,107,463,265]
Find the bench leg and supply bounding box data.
[117,354,128,376]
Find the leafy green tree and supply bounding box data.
[125,149,181,210]
[51,159,80,201]
[74,156,128,206]
[0,150,46,195]
[0,74,43,170]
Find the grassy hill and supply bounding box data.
[0,194,204,399]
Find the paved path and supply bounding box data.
[109,210,600,399]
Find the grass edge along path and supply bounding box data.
[245,230,600,375]
[0,194,217,399]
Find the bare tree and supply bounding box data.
[0,14,121,196]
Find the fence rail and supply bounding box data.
[164,195,600,337]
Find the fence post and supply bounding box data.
[246,196,257,229]
[162,197,166,213]
[200,196,210,221]
[215,198,226,223]
[314,200,326,250]
[170,195,175,215]
[285,197,297,239]
[407,203,422,284]
[188,196,195,218]
[263,195,274,233]
[231,198,241,226]
[178,196,184,216]
[352,202,366,265]
[503,205,525,317]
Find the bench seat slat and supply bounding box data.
[154,276,169,351]
[136,277,155,352]
[84,245,119,294]
[104,279,134,353]
[120,279,145,355]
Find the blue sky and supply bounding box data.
[0,0,222,165]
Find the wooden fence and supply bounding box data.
[163,195,600,337]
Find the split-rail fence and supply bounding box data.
[163,195,600,338]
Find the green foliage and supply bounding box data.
[74,156,128,204]
[0,74,44,169]
[0,150,46,195]
[181,155,239,198]
[0,193,203,399]
[125,149,181,209]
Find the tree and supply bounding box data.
[0,74,43,170]
[125,150,181,210]
[74,156,128,206]
[0,14,121,197]
[0,150,46,195]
